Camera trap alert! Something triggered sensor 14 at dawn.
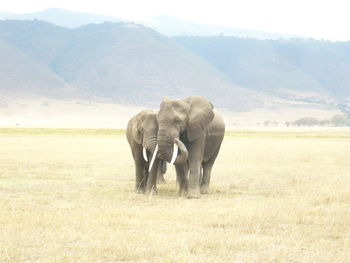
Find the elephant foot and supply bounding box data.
[147,185,158,196]
[135,182,147,194]
[187,188,200,199]
[200,185,209,194]
[177,182,188,197]
[148,191,158,198]
[187,194,200,199]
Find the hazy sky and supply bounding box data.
[2,0,350,40]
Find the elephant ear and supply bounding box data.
[186,96,214,141]
[132,117,143,145]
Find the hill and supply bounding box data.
[0,20,73,98]
[0,20,266,109]
[174,36,350,106]
[0,20,346,127]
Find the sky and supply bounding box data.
[1,0,350,41]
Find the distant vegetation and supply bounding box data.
[288,114,350,127]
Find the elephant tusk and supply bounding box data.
[169,143,178,166]
[142,147,148,162]
[173,138,188,165]
[148,144,158,172]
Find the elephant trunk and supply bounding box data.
[142,135,157,162]
[157,130,188,165]
[144,135,157,153]
[157,130,173,162]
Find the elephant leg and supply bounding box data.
[199,165,203,185]
[188,161,201,198]
[187,137,205,199]
[146,158,159,195]
[201,146,220,194]
[134,159,146,194]
[175,163,188,197]
[132,145,147,194]
[142,165,149,191]
[200,162,213,194]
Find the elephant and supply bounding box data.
[126,110,187,194]
[152,96,225,198]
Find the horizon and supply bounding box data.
[1,0,350,41]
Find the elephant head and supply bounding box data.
[156,96,214,164]
[130,110,158,159]
[130,110,188,172]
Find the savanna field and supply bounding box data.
[1,128,350,262]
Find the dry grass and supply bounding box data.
[1,128,350,262]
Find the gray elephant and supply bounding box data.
[152,96,225,198]
[126,110,187,194]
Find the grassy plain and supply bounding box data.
[0,128,350,262]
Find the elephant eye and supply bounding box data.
[174,118,181,123]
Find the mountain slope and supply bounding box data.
[174,36,350,103]
[0,19,69,65]
[0,20,266,109]
[272,40,350,97]
[50,22,266,108]
[0,19,345,126]
[0,38,68,97]
[0,20,73,97]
